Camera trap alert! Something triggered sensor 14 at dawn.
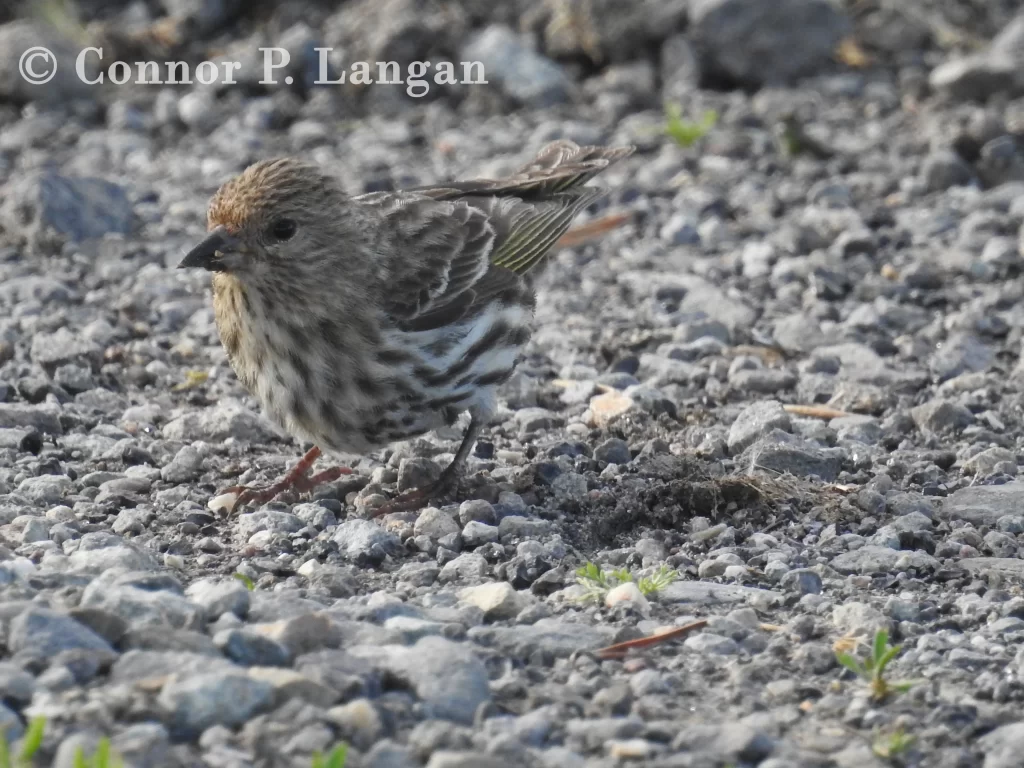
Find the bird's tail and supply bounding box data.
[511,140,635,193]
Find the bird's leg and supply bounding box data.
[372,416,482,516]
[219,445,353,510]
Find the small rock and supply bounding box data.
[458,499,497,526]
[461,521,500,548]
[605,582,650,614]
[594,438,631,465]
[414,507,461,540]
[2,171,134,248]
[684,632,739,655]
[157,672,275,740]
[459,583,527,620]
[461,25,573,107]
[160,445,204,483]
[740,430,844,481]
[9,607,114,656]
[162,402,278,443]
[586,390,638,428]
[398,458,441,492]
[911,399,974,434]
[727,400,792,455]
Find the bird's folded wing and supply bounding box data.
[470,189,604,274]
[368,190,601,332]
[410,140,634,200]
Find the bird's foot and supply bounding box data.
[372,471,461,517]
[217,446,353,513]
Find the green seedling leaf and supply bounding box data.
[19,716,46,761]
[311,744,349,768]
[233,573,255,591]
[324,744,349,768]
[575,562,601,582]
[665,104,718,148]
[836,652,868,679]
[0,729,11,768]
[876,644,902,675]
[872,629,889,664]
[610,568,632,585]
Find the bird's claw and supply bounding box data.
[372,472,461,517]
[216,458,355,514]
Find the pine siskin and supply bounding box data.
[179,140,634,512]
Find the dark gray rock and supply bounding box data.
[911,399,974,434]
[740,430,845,481]
[594,438,631,464]
[921,149,975,192]
[369,637,490,725]
[9,607,114,656]
[689,0,851,86]
[157,671,275,740]
[2,171,134,248]
[942,483,1024,526]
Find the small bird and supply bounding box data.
[179,140,634,512]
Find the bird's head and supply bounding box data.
[179,157,359,281]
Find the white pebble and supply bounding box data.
[164,553,185,570]
[208,492,238,515]
[605,582,650,614]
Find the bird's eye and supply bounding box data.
[269,218,297,241]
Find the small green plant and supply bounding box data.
[664,104,718,148]
[636,566,679,595]
[0,715,46,768]
[0,717,124,768]
[575,563,678,602]
[73,738,123,768]
[872,726,916,761]
[310,744,348,768]
[835,629,915,701]
[233,572,255,591]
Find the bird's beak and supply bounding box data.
[178,226,240,271]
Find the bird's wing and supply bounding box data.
[356,140,634,332]
[408,140,635,201]
[465,188,605,275]
[364,195,519,333]
[363,190,600,333]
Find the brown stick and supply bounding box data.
[783,404,855,420]
[556,212,631,248]
[594,619,709,659]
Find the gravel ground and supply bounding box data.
[3,0,1024,766]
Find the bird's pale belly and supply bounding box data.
[250,359,472,456]
[231,303,511,457]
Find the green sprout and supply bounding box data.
[73,738,123,768]
[835,629,915,701]
[310,744,348,768]
[637,566,679,595]
[872,726,916,762]
[0,717,124,768]
[0,715,45,768]
[575,562,678,602]
[233,573,255,591]
[664,104,718,148]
